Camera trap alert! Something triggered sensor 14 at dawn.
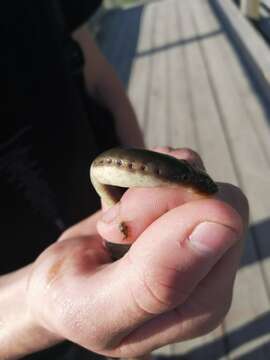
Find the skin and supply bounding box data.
[90,147,219,261]
[73,24,144,149]
[20,147,248,359]
[0,22,145,360]
[90,147,222,360]
[0,26,248,360]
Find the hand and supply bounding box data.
[27,148,248,358]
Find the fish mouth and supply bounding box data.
[104,184,128,203]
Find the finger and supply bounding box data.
[33,199,242,356]
[97,147,210,244]
[97,186,207,245]
[153,147,205,170]
[118,235,243,356]
[217,182,249,227]
[94,199,241,355]
[98,178,248,247]
[124,198,242,315]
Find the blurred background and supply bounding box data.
[89,0,270,359]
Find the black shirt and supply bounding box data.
[1,0,112,358]
[1,0,103,273]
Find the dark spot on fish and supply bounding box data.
[141,165,146,171]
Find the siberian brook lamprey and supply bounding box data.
[90,147,218,260]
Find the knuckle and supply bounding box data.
[140,272,173,313]
[153,146,174,154]
[141,267,190,312]
[130,259,180,314]
[174,148,205,169]
[179,148,200,160]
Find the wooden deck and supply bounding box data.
[257,0,270,42]
[95,0,270,358]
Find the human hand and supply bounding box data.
[27,147,248,358]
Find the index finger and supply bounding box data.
[97,148,248,248]
[97,148,213,245]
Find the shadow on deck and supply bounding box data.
[96,5,144,88]
[97,0,270,130]
[241,218,270,268]
[209,0,270,134]
[155,311,270,359]
[95,2,270,358]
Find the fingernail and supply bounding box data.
[189,222,237,256]
[101,204,120,223]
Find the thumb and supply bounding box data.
[123,199,242,315]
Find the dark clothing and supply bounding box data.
[1,0,115,358]
[1,0,102,273]
[61,0,101,33]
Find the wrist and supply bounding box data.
[0,265,62,359]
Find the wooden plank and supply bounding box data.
[215,0,270,85]
[98,0,270,357]
[194,0,270,223]
[165,0,198,150]
[176,0,237,184]
[103,9,132,85]
[262,0,270,6]
[153,343,172,357]
[171,0,235,356]
[211,0,270,300]
[166,0,225,356]
[98,6,144,88]
[214,3,270,169]
[98,9,124,68]
[241,0,260,19]
[128,3,156,134]
[111,6,144,88]
[143,0,170,147]
[171,329,227,359]
[258,2,270,43]
[191,1,270,358]
[130,2,176,353]
[262,0,270,8]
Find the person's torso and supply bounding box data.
[0,0,102,278]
